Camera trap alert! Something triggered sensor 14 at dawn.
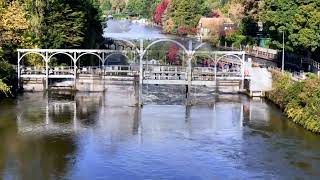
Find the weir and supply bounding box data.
[17,39,272,105]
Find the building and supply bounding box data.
[197,17,235,41]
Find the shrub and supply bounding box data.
[267,70,320,133]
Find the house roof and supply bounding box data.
[198,17,233,32]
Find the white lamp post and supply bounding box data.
[281,31,285,72]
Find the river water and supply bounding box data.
[0,91,320,179]
[0,20,319,179]
[103,19,168,40]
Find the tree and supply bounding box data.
[260,0,320,54]
[0,1,30,48]
[100,0,112,14]
[228,0,244,24]
[110,0,126,13]
[166,44,180,65]
[127,0,146,16]
[166,0,204,34]
[153,0,169,24]
[42,1,86,49]
[0,79,11,96]
[41,0,102,49]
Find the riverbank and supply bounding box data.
[0,61,17,97]
[266,70,320,133]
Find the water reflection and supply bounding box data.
[0,93,320,179]
[103,19,168,40]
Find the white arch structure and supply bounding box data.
[17,49,136,89]
[17,39,247,105]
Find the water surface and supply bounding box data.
[0,92,319,179]
[103,19,168,40]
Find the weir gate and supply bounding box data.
[17,39,271,105]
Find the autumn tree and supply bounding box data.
[166,44,180,65]
[153,0,169,25]
[0,1,30,48]
[165,0,208,34]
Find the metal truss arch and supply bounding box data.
[18,52,47,64]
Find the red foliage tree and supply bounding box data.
[166,43,180,65]
[177,26,198,36]
[153,0,170,25]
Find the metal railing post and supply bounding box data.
[73,52,77,90]
[241,52,245,90]
[45,51,49,90]
[139,39,144,106]
[17,51,21,89]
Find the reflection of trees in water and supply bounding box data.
[15,135,76,179]
[0,108,19,178]
[0,100,77,179]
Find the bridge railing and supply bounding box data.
[192,67,242,80]
[20,64,245,81]
[78,65,139,76]
[104,65,139,76]
[50,66,74,76]
[143,65,188,80]
[78,66,102,75]
[21,67,46,76]
[144,71,188,80]
[20,66,75,76]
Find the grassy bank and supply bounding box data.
[267,70,320,133]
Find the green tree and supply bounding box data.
[42,1,86,48]
[42,0,102,49]
[100,0,112,14]
[127,0,146,16]
[260,0,320,54]
[167,0,205,33]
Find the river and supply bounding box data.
[0,91,320,179]
[0,20,319,179]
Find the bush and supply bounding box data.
[0,60,15,97]
[267,70,320,133]
[0,79,11,97]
